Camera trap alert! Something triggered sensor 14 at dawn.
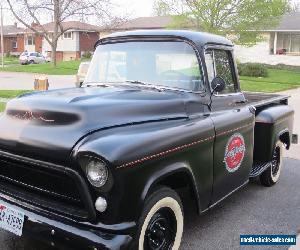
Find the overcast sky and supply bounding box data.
[114,0,154,17]
[2,0,155,25]
[2,0,300,26]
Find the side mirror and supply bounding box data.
[211,76,226,93]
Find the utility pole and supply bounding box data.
[0,4,4,68]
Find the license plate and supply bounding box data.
[0,204,24,236]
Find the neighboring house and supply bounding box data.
[235,12,300,66]
[0,24,24,56]
[100,16,174,37]
[24,21,100,61]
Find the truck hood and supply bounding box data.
[0,85,188,163]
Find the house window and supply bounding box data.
[26,36,35,46]
[12,41,17,49]
[276,32,300,53]
[63,32,73,39]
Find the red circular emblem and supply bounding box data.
[224,133,246,172]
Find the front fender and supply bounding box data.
[139,161,200,213]
[71,117,214,225]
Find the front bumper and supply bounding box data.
[0,197,133,250]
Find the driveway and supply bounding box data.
[279,88,300,160]
[0,158,299,250]
[0,72,75,90]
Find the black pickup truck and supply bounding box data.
[0,30,297,250]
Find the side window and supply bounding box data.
[205,49,237,94]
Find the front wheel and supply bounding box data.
[260,141,283,186]
[136,187,184,250]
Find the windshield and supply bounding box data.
[85,41,204,91]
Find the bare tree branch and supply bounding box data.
[6,0,122,65]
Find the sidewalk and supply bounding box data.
[0,98,9,103]
[0,71,75,90]
[279,88,300,160]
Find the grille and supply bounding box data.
[0,154,89,220]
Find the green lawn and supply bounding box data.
[0,102,6,112]
[240,68,300,92]
[0,90,33,113]
[3,56,19,65]
[0,60,84,75]
[0,90,32,98]
[240,80,297,92]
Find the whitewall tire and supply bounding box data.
[260,141,283,186]
[136,187,184,250]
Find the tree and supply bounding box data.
[157,0,291,44]
[6,0,116,66]
[289,1,300,12]
[153,0,172,16]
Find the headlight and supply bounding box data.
[86,159,108,188]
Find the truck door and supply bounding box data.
[204,47,255,204]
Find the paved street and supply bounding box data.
[0,157,299,250]
[0,72,74,90]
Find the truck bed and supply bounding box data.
[243,92,289,108]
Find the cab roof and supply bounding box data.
[99,29,233,47]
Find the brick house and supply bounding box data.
[0,23,24,56]
[24,21,100,61]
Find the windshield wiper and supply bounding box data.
[84,80,183,93]
[125,80,167,92]
[83,82,116,87]
[125,80,148,85]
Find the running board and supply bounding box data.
[249,162,271,177]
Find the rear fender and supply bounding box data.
[254,105,294,163]
[278,128,291,150]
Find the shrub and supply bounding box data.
[265,64,300,72]
[6,51,11,58]
[238,63,268,77]
[82,51,92,59]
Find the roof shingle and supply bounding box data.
[112,16,173,30]
[2,25,24,36]
[269,12,300,31]
[25,21,100,33]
